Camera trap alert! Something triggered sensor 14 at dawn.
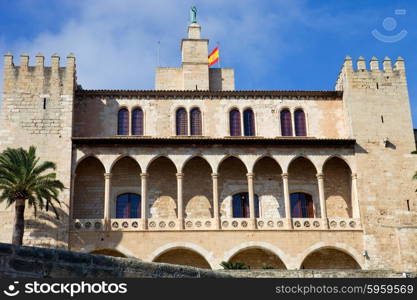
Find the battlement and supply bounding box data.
[3,53,76,96]
[335,56,406,91]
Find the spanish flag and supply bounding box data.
[208,47,219,67]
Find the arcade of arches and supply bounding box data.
[73,155,358,222]
[73,153,362,270]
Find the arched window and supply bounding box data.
[243,109,255,136]
[117,108,129,135]
[116,193,141,218]
[280,109,292,136]
[132,108,144,136]
[290,193,314,218]
[190,108,202,135]
[176,108,188,135]
[229,109,241,136]
[294,109,307,136]
[232,193,260,218]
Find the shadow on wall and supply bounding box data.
[24,206,70,249]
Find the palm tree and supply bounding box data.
[0,146,64,245]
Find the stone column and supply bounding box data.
[176,172,184,229]
[212,173,220,229]
[141,173,148,229]
[351,173,360,218]
[281,173,292,228]
[104,173,112,230]
[246,172,256,229]
[316,173,328,228]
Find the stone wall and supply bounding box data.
[0,53,75,248]
[0,243,229,278]
[73,96,348,139]
[1,243,414,278]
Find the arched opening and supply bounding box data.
[232,193,259,218]
[253,157,284,218]
[153,248,211,269]
[288,157,319,217]
[176,108,188,136]
[132,108,144,136]
[117,108,129,135]
[243,109,255,136]
[190,108,202,136]
[290,192,314,218]
[116,193,141,218]
[148,157,177,218]
[90,249,126,258]
[301,248,361,269]
[183,157,212,218]
[218,156,247,217]
[294,109,307,136]
[229,109,241,136]
[73,157,105,219]
[323,157,353,218]
[280,109,292,136]
[229,248,286,269]
[111,156,141,218]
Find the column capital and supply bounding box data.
[246,172,254,178]
[351,173,358,180]
[316,173,324,180]
[140,172,149,178]
[104,173,112,179]
[281,172,289,179]
[211,172,219,178]
[176,172,184,179]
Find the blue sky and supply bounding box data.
[0,0,416,127]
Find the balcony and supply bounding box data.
[71,217,362,232]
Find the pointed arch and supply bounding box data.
[73,156,106,219]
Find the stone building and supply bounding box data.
[0,19,416,272]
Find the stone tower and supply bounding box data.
[336,56,417,271]
[0,53,76,248]
[155,22,235,90]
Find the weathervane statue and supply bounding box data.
[190,6,197,23]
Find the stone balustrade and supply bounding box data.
[72,217,362,232]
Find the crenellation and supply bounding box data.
[370,57,379,71]
[382,56,392,72]
[356,56,366,70]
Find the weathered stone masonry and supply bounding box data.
[0,20,416,272]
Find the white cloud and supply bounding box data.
[0,0,371,93]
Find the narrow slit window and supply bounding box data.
[132,108,144,136]
[229,109,241,136]
[117,108,129,135]
[190,108,202,135]
[280,109,292,136]
[176,108,188,135]
[243,109,255,136]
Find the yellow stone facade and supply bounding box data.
[0,22,416,272]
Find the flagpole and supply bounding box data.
[157,41,161,67]
[216,41,221,68]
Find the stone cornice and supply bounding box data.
[75,89,343,100]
